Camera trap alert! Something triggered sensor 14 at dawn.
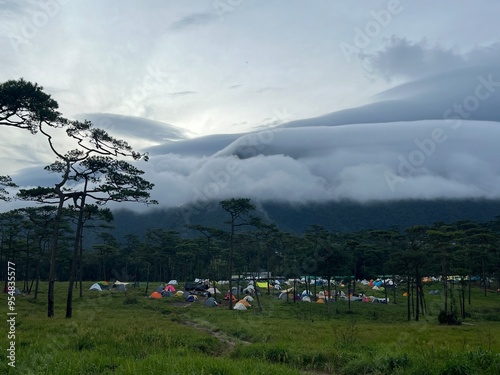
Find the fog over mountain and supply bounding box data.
[5,58,500,214]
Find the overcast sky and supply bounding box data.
[1,0,500,211]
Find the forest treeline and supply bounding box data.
[1,200,499,297]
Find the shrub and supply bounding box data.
[438,310,461,325]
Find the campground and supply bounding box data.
[1,281,499,374]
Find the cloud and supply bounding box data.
[364,37,500,82]
[169,12,216,31]
[169,91,197,97]
[121,120,500,211]
[146,133,243,157]
[76,113,189,146]
[282,63,500,127]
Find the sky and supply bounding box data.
[1,0,500,212]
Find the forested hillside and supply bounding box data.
[110,198,500,238]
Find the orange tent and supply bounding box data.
[150,291,162,299]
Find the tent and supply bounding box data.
[164,285,176,292]
[149,292,162,299]
[175,291,184,297]
[316,298,325,304]
[89,283,102,291]
[238,299,251,307]
[302,296,311,302]
[154,286,164,293]
[167,280,178,285]
[185,281,206,292]
[204,297,218,308]
[97,281,109,289]
[162,291,174,297]
[233,302,247,310]
[207,287,220,295]
[13,288,22,296]
[244,296,254,303]
[113,281,129,291]
[256,281,269,289]
[185,295,198,302]
[242,285,255,294]
[224,292,237,301]
[114,284,127,291]
[278,292,289,300]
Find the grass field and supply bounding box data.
[1,281,499,374]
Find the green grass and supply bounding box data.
[0,281,499,374]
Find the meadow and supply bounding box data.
[0,281,499,374]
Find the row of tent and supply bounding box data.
[89,281,129,291]
[277,289,390,304]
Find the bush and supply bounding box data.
[438,310,461,325]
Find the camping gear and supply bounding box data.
[207,287,220,294]
[204,297,218,307]
[302,296,311,302]
[185,294,198,302]
[154,286,164,293]
[89,283,102,291]
[164,285,176,292]
[162,291,174,297]
[149,292,162,299]
[238,299,251,307]
[185,281,206,292]
[224,292,237,301]
[97,281,109,289]
[175,291,184,297]
[167,280,178,285]
[233,302,247,310]
[256,281,269,289]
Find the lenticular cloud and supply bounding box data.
[141,120,500,208]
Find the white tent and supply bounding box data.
[207,287,220,294]
[233,302,247,310]
[89,283,102,291]
[167,280,178,285]
[113,281,129,291]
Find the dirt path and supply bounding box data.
[183,321,251,351]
